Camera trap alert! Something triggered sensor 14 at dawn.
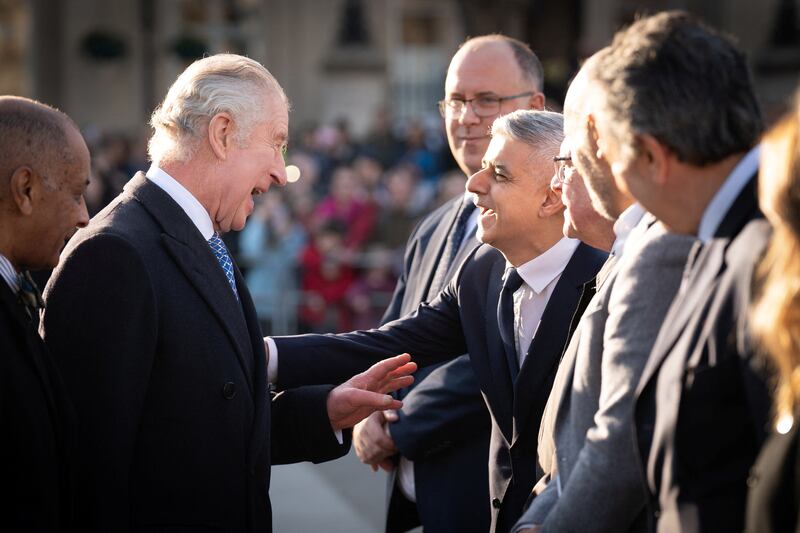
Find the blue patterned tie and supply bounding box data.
[208,233,239,300]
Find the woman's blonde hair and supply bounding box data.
[752,92,800,422]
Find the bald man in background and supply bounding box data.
[0,96,91,532]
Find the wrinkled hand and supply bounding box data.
[327,353,416,431]
[354,410,398,472]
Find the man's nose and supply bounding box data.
[466,168,488,195]
[457,103,482,126]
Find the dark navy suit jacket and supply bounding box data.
[634,174,773,532]
[1,281,75,532]
[42,173,349,532]
[275,241,606,532]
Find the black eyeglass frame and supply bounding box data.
[437,91,535,118]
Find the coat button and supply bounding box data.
[492,497,501,509]
[222,382,236,400]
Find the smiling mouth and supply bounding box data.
[251,188,264,196]
[479,206,495,216]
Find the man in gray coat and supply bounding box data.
[513,51,695,533]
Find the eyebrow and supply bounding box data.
[484,160,516,180]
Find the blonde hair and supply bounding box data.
[148,54,287,165]
[752,93,800,422]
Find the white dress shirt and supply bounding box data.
[146,165,214,240]
[698,145,760,242]
[0,253,19,293]
[511,238,580,366]
[611,203,647,258]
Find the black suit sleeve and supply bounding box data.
[270,384,351,465]
[274,278,467,390]
[41,233,157,532]
[389,354,489,460]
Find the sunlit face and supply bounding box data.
[551,138,602,240]
[214,93,288,233]
[444,41,542,176]
[592,110,655,215]
[32,126,91,269]
[564,91,619,221]
[466,133,550,258]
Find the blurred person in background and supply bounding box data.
[369,163,424,272]
[746,91,800,533]
[312,164,376,254]
[239,190,307,333]
[299,220,355,332]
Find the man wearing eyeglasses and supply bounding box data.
[512,50,694,533]
[353,35,546,533]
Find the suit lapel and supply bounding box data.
[513,243,605,444]
[128,173,255,389]
[637,173,760,394]
[419,198,463,303]
[235,261,270,466]
[484,255,515,441]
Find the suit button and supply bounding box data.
[222,382,236,399]
[492,497,501,509]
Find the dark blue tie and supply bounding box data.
[497,267,524,381]
[428,197,476,298]
[208,233,239,300]
[17,270,44,321]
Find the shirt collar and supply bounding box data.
[611,202,646,257]
[146,164,215,240]
[0,253,19,293]
[697,145,760,243]
[512,237,580,294]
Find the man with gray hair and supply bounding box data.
[41,54,417,532]
[513,49,694,533]
[266,109,607,532]
[589,11,770,532]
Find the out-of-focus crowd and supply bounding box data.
[84,113,466,334]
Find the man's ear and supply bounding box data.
[529,92,546,111]
[637,134,671,187]
[539,185,564,218]
[8,166,35,215]
[208,112,235,161]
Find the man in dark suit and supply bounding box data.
[0,96,91,531]
[590,12,771,532]
[352,34,546,533]
[41,54,416,533]
[268,110,607,532]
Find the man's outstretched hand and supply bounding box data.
[327,353,416,431]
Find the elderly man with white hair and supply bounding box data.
[41,54,416,532]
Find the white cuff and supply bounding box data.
[265,337,279,384]
[334,429,343,445]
